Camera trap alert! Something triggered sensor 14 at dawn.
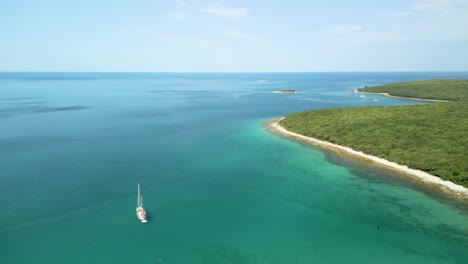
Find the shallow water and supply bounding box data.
[1,72,468,263]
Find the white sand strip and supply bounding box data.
[267,118,468,198]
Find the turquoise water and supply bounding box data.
[1,72,468,263]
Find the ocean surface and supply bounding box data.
[1,72,468,264]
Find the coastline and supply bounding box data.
[352,89,449,102]
[265,117,468,199]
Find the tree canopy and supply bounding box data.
[357,79,468,101]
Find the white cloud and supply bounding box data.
[201,6,249,18]
[323,25,365,35]
[379,11,412,17]
[169,3,250,19]
[408,0,468,40]
[368,0,468,43]
[410,0,467,11]
[178,1,195,9]
[162,12,191,22]
[395,11,412,16]
[222,30,258,40]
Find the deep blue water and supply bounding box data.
[1,72,468,263]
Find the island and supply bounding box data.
[272,90,297,94]
[266,79,468,197]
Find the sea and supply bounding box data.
[1,72,468,264]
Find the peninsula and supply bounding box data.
[267,79,468,197]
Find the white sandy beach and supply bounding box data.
[266,118,468,198]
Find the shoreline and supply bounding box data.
[352,89,449,102]
[265,117,468,199]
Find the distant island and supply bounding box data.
[272,90,297,94]
[267,79,468,197]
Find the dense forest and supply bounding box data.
[357,79,468,101]
[280,80,468,187]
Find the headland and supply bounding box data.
[265,79,468,199]
[265,118,468,198]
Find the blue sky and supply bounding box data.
[1,0,467,72]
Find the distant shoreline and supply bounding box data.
[352,89,448,102]
[265,118,468,199]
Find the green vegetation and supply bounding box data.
[357,79,468,101]
[280,80,468,187]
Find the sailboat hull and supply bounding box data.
[136,206,147,223]
[136,183,147,223]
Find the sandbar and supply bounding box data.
[272,90,298,94]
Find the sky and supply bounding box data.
[0,0,467,72]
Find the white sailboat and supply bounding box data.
[136,183,147,223]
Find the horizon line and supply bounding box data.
[1,70,467,74]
